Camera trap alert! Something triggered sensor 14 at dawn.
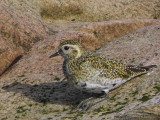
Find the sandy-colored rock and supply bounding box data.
[41,19,160,52]
[114,104,160,120]
[0,36,23,75]
[0,23,160,120]
[0,0,48,75]
[0,0,160,120]
[67,19,160,48]
[40,0,160,22]
[0,0,48,50]
[1,20,160,78]
[1,0,160,77]
[95,24,160,120]
[97,24,160,67]
[139,105,160,115]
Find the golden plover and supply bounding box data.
[49,40,156,112]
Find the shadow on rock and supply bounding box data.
[2,81,94,105]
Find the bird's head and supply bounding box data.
[49,40,84,59]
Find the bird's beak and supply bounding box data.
[49,51,60,58]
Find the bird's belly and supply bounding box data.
[75,82,106,93]
[84,82,108,93]
[85,82,107,89]
[75,77,127,93]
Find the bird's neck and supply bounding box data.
[64,56,74,60]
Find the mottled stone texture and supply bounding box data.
[40,0,160,22]
[0,0,160,120]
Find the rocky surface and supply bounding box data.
[0,0,48,75]
[67,19,160,49]
[1,24,160,120]
[1,0,160,75]
[97,24,160,120]
[40,0,160,22]
[0,36,23,75]
[0,0,160,120]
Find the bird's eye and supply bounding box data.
[64,46,69,50]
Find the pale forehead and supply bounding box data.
[61,44,79,48]
[59,40,83,49]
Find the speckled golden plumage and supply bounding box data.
[49,40,156,112]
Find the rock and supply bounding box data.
[0,35,23,75]
[1,20,160,78]
[97,24,160,67]
[95,24,160,120]
[0,24,160,119]
[0,0,160,119]
[114,104,160,120]
[0,0,48,75]
[40,0,160,22]
[1,0,160,76]
[0,0,48,51]
[67,19,160,49]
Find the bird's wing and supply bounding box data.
[82,53,148,80]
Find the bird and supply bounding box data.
[49,40,156,112]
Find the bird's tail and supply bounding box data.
[126,65,157,75]
[124,64,157,80]
[139,65,157,71]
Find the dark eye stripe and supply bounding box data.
[64,46,69,50]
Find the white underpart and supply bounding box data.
[84,78,126,94]
[85,82,108,89]
[147,70,153,75]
